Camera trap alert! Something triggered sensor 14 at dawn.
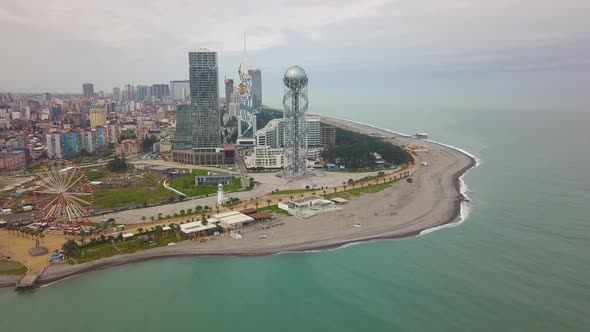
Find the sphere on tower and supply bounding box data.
[283,65,308,90]
[218,183,224,191]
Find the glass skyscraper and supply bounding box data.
[189,50,221,150]
[173,104,193,150]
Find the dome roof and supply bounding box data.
[283,65,308,89]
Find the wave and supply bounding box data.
[320,115,480,237]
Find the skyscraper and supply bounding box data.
[170,80,190,101]
[189,50,221,149]
[152,84,170,100]
[173,104,192,150]
[113,87,121,101]
[124,84,135,101]
[137,85,151,101]
[249,69,262,109]
[83,83,95,99]
[224,78,234,110]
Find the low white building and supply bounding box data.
[213,211,255,230]
[179,221,218,235]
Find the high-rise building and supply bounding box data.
[152,84,170,100]
[249,69,262,109]
[124,84,135,101]
[170,80,190,101]
[46,132,63,159]
[224,78,234,109]
[83,83,95,99]
[282,65,309,178]
[89,105,107,128]
[228,91,241,118]
[320,125,336,147]
[137,85,151,101]
[173,104,193,150]
[255,117,320,149]
[189,50,221,149]
[113,87,121,101]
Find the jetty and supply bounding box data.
[15,269,44,290]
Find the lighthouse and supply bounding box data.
[217,183,224,206]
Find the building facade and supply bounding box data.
[137,85,151,101]
[320,125,336,147]
[83,83,94,99]
[248,69,262,109]
[189,50,221,150]
[256,117,320,149]
[170,80,190,101]
[0,151,26,172]
[89,106,107,128]
[152,84,170,100]
[173,104,192,150]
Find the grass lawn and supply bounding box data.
[258,205,291,216]
[325,182,393,200]
[169,175,242,197]
[94,174,177,209]
[0,259,28,276]
[271,188,317,196]
[86,166,109,181]
[71,233,183,264]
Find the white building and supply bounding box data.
[170,80,190,101]
[46,132,63,159]
[256,117,320,149]
[213,211,254,230]
[243,146,284,169]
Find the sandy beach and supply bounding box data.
[33,116,476,287]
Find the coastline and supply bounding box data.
[30,116,477,288]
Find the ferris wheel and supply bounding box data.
[33,160,94,224]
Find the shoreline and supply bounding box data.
[19,116,477,289]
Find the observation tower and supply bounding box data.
[282,65,309,178]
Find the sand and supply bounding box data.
[32,116,476,287]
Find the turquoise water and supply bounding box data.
[2,109,589,331]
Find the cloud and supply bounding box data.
[0,0,589,110]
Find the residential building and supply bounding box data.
[62,131,81,158]
[89,105,107,128]
[189,50,220,149]
[152,84,170,100]
[83,83,94,99]
[137,85,151,101]
[46,132,63,159]
[255,117,320,148]
[224,78,234,109]
[0,151,26,172]
[170,80,190,101]
[116,139,141,157]
[248,69,262,109]
[320,125,336,147]
[113,87,121,101]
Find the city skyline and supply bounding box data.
[1,1,589,111]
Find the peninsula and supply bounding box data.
[5,115,476,287]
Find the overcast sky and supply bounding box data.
[1,0,589,110]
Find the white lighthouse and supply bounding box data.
[217,183,224,206]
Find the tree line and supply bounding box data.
[322,128,414,169]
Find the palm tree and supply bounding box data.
[215,205,220,215]
[157,212,163,220]
[255,201,259,209]
[290,195,294,201]
[150,216,155,223]
[278,198,283,203]
[266,199,271,207]
[334,188,337,193]
[141,216,146,223]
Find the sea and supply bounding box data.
[1,108,589,331]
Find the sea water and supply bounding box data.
[1,108,589,332]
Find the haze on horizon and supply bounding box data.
[1,0,589,111]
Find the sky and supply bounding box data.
[1,0,589,111]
